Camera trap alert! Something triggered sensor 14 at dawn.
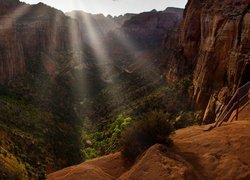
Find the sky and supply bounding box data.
[21,0,188,16]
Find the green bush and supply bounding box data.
[81,114,132,160]
[81,147,98,160]
[120,111,174,160]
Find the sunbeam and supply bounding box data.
[106,26,163,88]
[73,3,111,78]
[67,10,89,99]
[71,0,135,119]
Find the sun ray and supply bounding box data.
[72,1,133,117]
[70,0,165,119]
[66,9,93,114]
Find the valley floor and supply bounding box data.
[48,119,250,180]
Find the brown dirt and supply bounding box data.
[48,120,250,180]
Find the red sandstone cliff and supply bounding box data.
[0,0,82,83]
[166,0,250,123]
[0,0,25,82]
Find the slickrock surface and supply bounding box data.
[48,120,250,180]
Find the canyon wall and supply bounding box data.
[0,1,25,82]
[0,16,24,82]
[122,8,183,50]
[168,0,250,123]
[0,0,82,83]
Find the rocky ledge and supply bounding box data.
[48,120,250,180]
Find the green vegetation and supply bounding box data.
[81,114,132,160]
[0,94,53,179]
[78,74,198,160]
[0,52,84,178]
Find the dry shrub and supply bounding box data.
[120,111,174,160]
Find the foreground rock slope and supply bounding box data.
[48,120,250,180]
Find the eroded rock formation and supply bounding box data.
[191,0,250,110]
[165,0,250,123]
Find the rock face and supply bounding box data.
[67,8,183,51]
[166,0,250,123]
[110,8,183,72]
[0,0,25,82]
[191,0,250,110]
[0,18,24,82]
[48,120,250,180]
[0,0,82,83]
[122,8,183,50]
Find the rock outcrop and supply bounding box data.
[165,0,250,123]
[48,120,250,180]
[191,0,250,110]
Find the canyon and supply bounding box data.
[0,0,249,179]
[0,0,185,178]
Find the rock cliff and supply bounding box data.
[105,8,183,73]
[122,8,183,50]
[0,0,25,82]
[0,0,82,83]
[166,0,250,123]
